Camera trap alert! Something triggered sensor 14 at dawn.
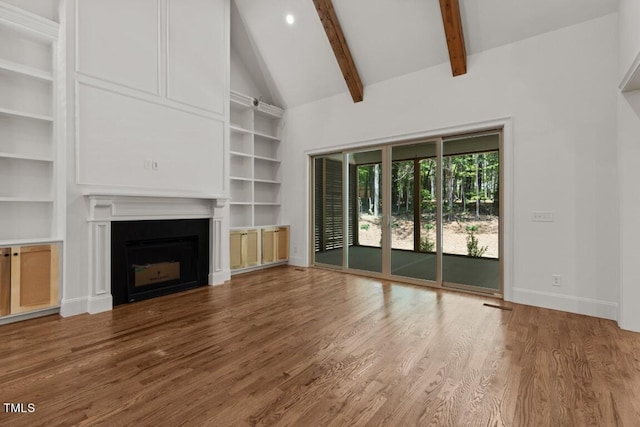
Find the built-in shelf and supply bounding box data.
[0,1,63,324]
[0,152,53,162]
[254,130,280,141]
[0,58,53,81]
[0,197,54,203]
[0,107,53,122]
[230,151,252,158]
[229,90,284,230]
[230,124,252,135]
[254,155,280,163]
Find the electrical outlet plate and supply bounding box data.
[552,275,561,287]
[532,211,554,222]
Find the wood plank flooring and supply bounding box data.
[1,266,639,426]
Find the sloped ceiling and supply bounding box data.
[233,0,618,109]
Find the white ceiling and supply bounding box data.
[233,0,618,109]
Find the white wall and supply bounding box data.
[619,0,640,80]
[230,47,262,98]
[282,14,620,320]
[618,0,640,332]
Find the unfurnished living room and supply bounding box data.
[1,0,640,425]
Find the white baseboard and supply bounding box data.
[210,269,230,285]
[512,288,618,321]
[88,294,112,314]
[287,255,307,267]
[60,297,88,317]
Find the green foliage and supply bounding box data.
[419,223,435,252]
[465,225,488,257]
[360,223,369,231]
[420,236,435,253]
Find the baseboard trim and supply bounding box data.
[512,288,618,321]
[210,270,230,285]
[60,297,88,317]
[88,294,112,314]
[287,256,307,267]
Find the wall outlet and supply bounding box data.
[552,274,561,287]
[144,159,153,170]
[532,211,554,222]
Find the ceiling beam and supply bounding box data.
[313,0,363,103]
[439,0,467,76]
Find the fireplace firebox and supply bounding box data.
[111,219,209,305]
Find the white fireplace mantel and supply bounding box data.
[82,191,228,314]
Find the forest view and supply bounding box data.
[357,151,499,258]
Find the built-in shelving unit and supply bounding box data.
[0,2,63,322]
[229,90,283,228]
[229,90,289,274]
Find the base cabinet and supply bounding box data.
[262,226,289,264]
[230,229,259,270]
[0,244,60,316]
[230,225,289,273]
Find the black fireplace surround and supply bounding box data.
[111,219,209,305]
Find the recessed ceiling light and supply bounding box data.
[286,14,295,25]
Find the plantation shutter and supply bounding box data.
[324,158,343,250]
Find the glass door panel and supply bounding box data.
[390,142,438,281]
[347,149,382,273]
[441,134,500,291]
[312,154,344,268]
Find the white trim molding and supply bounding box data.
[83,193,226,314]
[0,1,59,39]
[512,288,618,321]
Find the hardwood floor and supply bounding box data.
[1,266,639,426]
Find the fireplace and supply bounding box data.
[111,219,209,305]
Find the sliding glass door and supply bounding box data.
[441,134,500,293]
[311,131,501,295]
[346,149,383,273]
[390,141,438,282]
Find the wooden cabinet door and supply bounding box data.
[277,226,289,262]
[262,228,276,264]
[245,230,259,267]
[0,248,10,316]
[230,231,244,270]
[10,244,59,314]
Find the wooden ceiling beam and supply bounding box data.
[439,0,467,76]
[313,0,364,103]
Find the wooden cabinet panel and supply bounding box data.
[277,226,289,262]
[0,248,10,316]
[262,228,276,264]
[245,230,259,267]
[231,229,260,270]
[10,244,59,314]
[230,231,243,270]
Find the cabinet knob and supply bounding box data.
[3,253,9,257]
[13,253,18,256]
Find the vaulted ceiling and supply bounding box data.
[232,0,618,109]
